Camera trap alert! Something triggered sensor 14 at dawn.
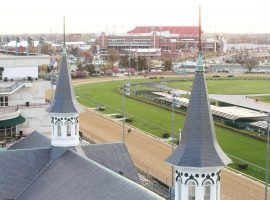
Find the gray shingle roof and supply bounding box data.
[7,132,141,184]
[8,131,51,150]
[17,150,162,200]
[0,148,51,200]
[46,54,80,114]
[82,142,141,184]
[1,132,151,199]
[166,72,231,168]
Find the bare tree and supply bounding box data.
[241,55,258,72]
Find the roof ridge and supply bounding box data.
[82,142,124,147]
[5,147,51,152]
[8,131,50,150]
[66,149,162,198]
[15,155,54,199]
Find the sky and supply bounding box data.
[0,0,270,34]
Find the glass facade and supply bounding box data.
[0,125,17,141]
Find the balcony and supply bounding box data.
[0,107,21,121]
[0,80,32,95]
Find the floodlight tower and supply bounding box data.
[265,113,270,200]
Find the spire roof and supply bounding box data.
[46,54,79,113]
[46,17,79,114]
[166,6,231,168]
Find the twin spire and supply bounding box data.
[166,6,231,168]
[46,17,80,114]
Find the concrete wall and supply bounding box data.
[7,81,51,106]
[0,55,50,79]
[0,81,52,135]
[3,66,38,79]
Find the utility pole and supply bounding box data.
[170,92,180,198]
[265,112,270,200]
[122,83,125,142]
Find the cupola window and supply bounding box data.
[188,181,196,200]
[57,123,61,136]
[67,122,72,136]
[204,180,211,200]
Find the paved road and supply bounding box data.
[79,108,269,200]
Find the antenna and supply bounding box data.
[198,5,202,52]
[62,16,67,55]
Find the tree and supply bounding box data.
[80,51,93,63]
[119,55,129,68]
[42,43,54,55]
[162,58,173,71]
[130,58,137,68]
[107,48,120,63]
[240,55,258,72]
[85,64,96,74]
[137,56,148,71]
[70,47,79,57]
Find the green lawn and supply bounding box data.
[75,79,269,181]
[166,79,270,94]
[251,96,270,103]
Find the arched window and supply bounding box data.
[204,180,211,200]
[188,181,196,200]
[75,124,78,135]
[67,122,72,136]
[57,123,61,136]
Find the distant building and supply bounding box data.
[0,55,50,80]
[0,80,51,144]
[96,26,225,54]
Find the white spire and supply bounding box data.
[48,17,80,147]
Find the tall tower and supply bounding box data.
[47,17,81,147]
[166,7,231,200]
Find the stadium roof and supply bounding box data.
[153,92,267,121]
[127,26,200,37]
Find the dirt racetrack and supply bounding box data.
[46,77,269,200]
[79,108,269,200]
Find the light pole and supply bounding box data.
[16,36,20,56]
[122,83,131,142]
[136,56,139,93]
[128,41,131,86]
[170,92,181,198]
[122,83,126,142]
[265,112,270,200]
[27,37,33,56]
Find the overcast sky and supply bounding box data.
[0,0,269,34]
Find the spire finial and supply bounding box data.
[196,5,204,72]
[62,16,67,55]
[198,5,202,52]
[63,16,65,46]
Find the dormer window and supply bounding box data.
[67,122,71,136]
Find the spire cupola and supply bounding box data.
[47,17,81,147]
[166,7,231,200]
